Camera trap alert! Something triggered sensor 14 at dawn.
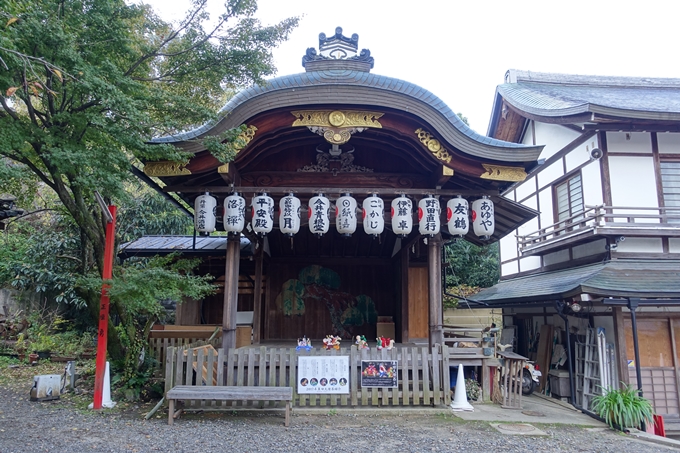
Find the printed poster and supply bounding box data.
[297,356,350,394]
[361,360,398,388]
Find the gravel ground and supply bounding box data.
[0,363,676,453]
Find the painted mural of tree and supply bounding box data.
[275,265,377,338]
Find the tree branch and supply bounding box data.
[0,96,19,121]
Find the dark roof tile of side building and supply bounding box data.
[492,69,680,126]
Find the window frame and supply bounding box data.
[552,170,585,228]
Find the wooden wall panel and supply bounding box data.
[176,298,200,325]
[624,319,674,367]
[408,267,428,339]
[265,261,396,341]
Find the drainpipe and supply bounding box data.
[555,301,577,407]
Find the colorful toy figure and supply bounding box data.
[376,336,395,350]
[355,335,369,350]
[323,335,341,350]
[296,336,313,351]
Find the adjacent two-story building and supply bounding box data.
[475,70,680,420]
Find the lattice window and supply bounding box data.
[660,161,680,222]
[555,173,584,227]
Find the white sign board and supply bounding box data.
[297,356,349,394]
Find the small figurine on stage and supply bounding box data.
[376,336,395,350]
[355,335,369,349]
[296,335,313,351]
[323,335,341,350]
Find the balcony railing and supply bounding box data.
[517,205,680,254]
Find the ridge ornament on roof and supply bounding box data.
[302,27,374,71]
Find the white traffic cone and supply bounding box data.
[450,364,474,411]
[101,361,116,408]
[88,361,116,409]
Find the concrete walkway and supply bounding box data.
[451,393,604,426]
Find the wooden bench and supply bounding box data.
[166,385,292,426]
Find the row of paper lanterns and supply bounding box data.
[194,193,495,239]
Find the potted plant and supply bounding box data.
[591,384,654,430]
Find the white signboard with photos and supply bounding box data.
[297,356,350,394]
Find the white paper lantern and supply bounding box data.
[308,193,330,237]
[418,195,440,236]
[391,195,413,238]
[447,196,469,237]
[363,194,384,237]
[194,193,217,233]
[251,193,274,236]
[472,196,495,239]
[223,193,245,234]
[335,194,357,237]
[279,193,300,237]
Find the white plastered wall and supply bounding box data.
[534,122,580,161]
[581,160,604,207]
[615,238,663,253]
[608,156,659,222]
[565,136,597,173]
[606,132,652,154]
[657,132,680,153]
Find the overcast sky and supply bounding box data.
[140,0,678,133]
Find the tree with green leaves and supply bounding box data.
[0,0,298,364]
[443,240,500,309]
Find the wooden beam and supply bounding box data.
[434,165,454,187]
[599,131,613,207]
[222,237,241,350]
[583,122,680,132]
[428,234,444,349]
[163,185,499,197]
[612,307,630,386]
[217,162,241,186]
[401,241,410,343]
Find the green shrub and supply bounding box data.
[591,384,654,430]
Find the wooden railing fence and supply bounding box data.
[150,336,221,372]
[164,345,452,407]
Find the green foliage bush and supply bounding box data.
[591,384,655,430]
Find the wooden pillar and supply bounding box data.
[401,242,410,343]
[428,234,444,349]
[612,306,630,386]
[252,242,264,345]
[222,237,241,350]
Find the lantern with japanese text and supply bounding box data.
[335,194,357,237]
[308,193,330,237]
[363,194,384,237]
[472,196,495,239]
[279,193,300,237]
[391,195,413,238]
[223,193,245,234]
[194,192,216,233]
[447,196,469,237]
[251,193,274,236]
[418,195,441,236]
